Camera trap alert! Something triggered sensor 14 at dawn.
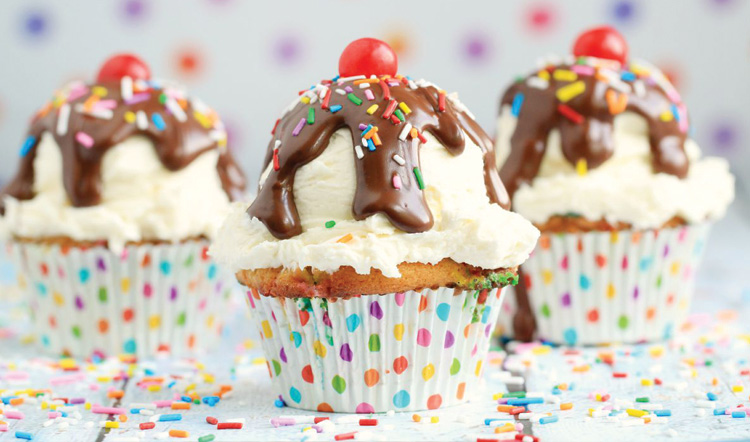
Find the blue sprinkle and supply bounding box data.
[329,105,343,113]
[484,418,513,425]
[202,396,220,407]
[1,396,18,405]
[181,396,193,403]
[732,411,747,418]
[151,113,166,131]
[481,306,491,324]
[130,408,141,414]
[551,388,561,395]
[167,381,176,389]
[539,415,559,424]
[367,138,376,152]
[61,411,68,417]
[713,408,726,415]
[274,398,286,408]
[332,75,340,82]
[507,397,544,406]
[621,71,636,82]
[511,93,524,117]
[15,432,33,440]
[361,124,373,136]
[144,368,155,376]
[159,414,182,422]
[654,410,671,417]
[671,104,680,122]
[20,135,36,157]
[707,392,718,401]
[569,383,576,391]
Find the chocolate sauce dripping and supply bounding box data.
[249,78,509,240]
[499,63,689,197]
[0,81,245,214]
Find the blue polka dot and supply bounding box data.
[79,268,90,283]
[35,282,47,296]
[345,314,361,333]
[123,339,136,354]
[694,240,704,256]
[611,0,636,23]
[563,328,578,346]
[41,335,50,347]
[289,386,301,403]
[579,274,591,290]
[481,306,491,324]
[663,323,674,339]
[436,303,451,321]
[23,10,49,38]
[639,257,652,271]
[292,331,302,348]
[207,264,217,280]
[159,260,171,275]
[392,390,410,408]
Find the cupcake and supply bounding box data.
[495,26,734,345]
[212,38,538,412]
[0,54,246,358]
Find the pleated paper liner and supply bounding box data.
[246,285,506,413]
[10,239,233,359]
[521,223,711,345]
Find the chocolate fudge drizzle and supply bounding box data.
[0,79,245,213]
[499,59,690,197]
[249,76,509,240]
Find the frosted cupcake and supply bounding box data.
[212,38,538,412]
[495,27,734,345]
[0,54,246,358]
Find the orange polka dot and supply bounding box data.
[49,316,56,328]
[456,382,466,400]
[364,369,379,387]
[577,238,584,252]
[123,309,134,322]
[187,334,195,348]
[587,309,599,323]
[317,402,334,412]
[141,254,151,267]
[631,232,642,244]
[98,319,109,333]
[393,356,408,375]
[464,324,471,338]
[646,307,656,321]
[427,394,442,410]
[666,293,675,305]
[418,295,428,312]
[539,235,551,250]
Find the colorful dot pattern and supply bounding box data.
[519,224,712,345]
[10,240,232,359]
[247,285,505,412]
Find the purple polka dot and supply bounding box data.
[75,296,84,310]
[416,328,432,347]
[462,32,491,63]
[663,245,670,257]
[322,311,332,327]
[444,331,455,348]
[356,402,375,414]
[22,10,49,38]
[170,286,178,301]
[561,292,571,307]
[97,257,106,271]
[612,0,636,22]
[633,286,639,299]
[280,347,287,363]
[121,0,147,20]
[340,343,353,362]
[485,324,492,337]
[369,301,383,319]
[710,121,739,153]
[273,35,302,64]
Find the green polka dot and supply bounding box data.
[98,287,107,303]
[176,312,186,326]
[72,326,81,339]
[655,276,662,288]
[618,315,629,330]
[450,358,461,375]
[184,255,194,267]
[368,334,381,352]
[332,375,346,394]
[540,303,551,318]
[272,359,282,376]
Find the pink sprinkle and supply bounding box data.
[125,93,150,105]
[91,406,126,415]
[4,411,24,420]
[153,400,173,408]
[392,174,402,189]
[571,65,595,76]
[0,424,7,432]
[66,86,89,102]
[94,99,118,110]
[48,412,62,419]
[75,131,94,148]
[666,87,681,104]
[2,371,29,380]
[50,373,86,385]
[365,89,375,101]
[270,418,296,427]
[292,117,306,136]
[344,86,353,93]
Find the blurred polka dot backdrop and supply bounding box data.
[0,0,748,196]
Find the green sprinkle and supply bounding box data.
[159,93,167,104]
[514,75,524,83]
[394,109,405,122]
[503,391,526,398]
[413,167,424,190]
[636,397,650,403]
[307,107,315,125]
[576,57,588,65]
[325,220,336,228]
[199,435,216,442]
[347,93,363,106]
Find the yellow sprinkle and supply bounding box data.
[398,102,412,114]
[41,401,48,410]
[659,111,673,122]
[732,385,744,393]
[532,346,551,355]
[124,111,136,123]
[492,393,503,401]
[92,86,108,97]
[97,376,111,383]
[193,111,212,129]
[300,96,310,104]
[553,69,578,82]
[556,81,586,102]
[337,233,353,243]
[412,414,421,422]
[147,385,162,392]
[649,346,664,358]
[538,70,550,81]
[576,158,588,176]
[641,379,653,386]
[105,421,119,429]
[60,358,77,369]
[366,104,379,115]
[495,423,515,433]
[85,402,92,410]
[626,409,648,418]
[430,416,439,423]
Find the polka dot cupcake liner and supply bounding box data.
[247,286,506,413]
[522,223,711,345]
[10,240,233,358]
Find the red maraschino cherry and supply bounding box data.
[96,53,151,83]
[572,26,628,66]
[338,38,398,78]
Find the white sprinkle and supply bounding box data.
[361,137,368,148]
[56,104,71,136]
[359,83,371,89]
[640,403,663,411]
[392,154,405,166]
[527,77,549,89]
[121,76,133,101]
[666,429,679,438]
[85,422,94,429]
[149,414,161,423]
[337,75,366,83]
[226,418,246,424]
[386,410,395,417]
[591,410,609,418]
[155,432,169,440]
[695,409,706,417]
[191,98,209,114]
[505,376,525,386]
[43,419,55,427]
[335,89,346,96]
[620,419,644,426]
[166,99,187,122]
[209,129,227,142]
[695,400,715,409]
[136,111,148,130]
[398,123,412,140]
[139,409,154,416]
[354,145,364,160]
[608,79,632,94]
[408,80,417,90]
[58,422,69,430]
[334,415,360,424]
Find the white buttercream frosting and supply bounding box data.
[212,128,539,278]
[495,107,735,228]
[2,132,232,251]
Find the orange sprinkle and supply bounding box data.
[410,128,419,139]
[372,133,382,146]
[353,78,380,85]
[107,390,125,399]
[169,430,189,438]
[9,398,24,406]
[497,405,515,413]
[560,403,573,410]
[171,402,190,410]
[118,414,128,423]
[337,234,353,243]
[412,414,421,422]
[83,95,100,112]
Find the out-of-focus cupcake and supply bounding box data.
[0,54,246,358]
[495,26,734,345]
[212,38,538,412]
